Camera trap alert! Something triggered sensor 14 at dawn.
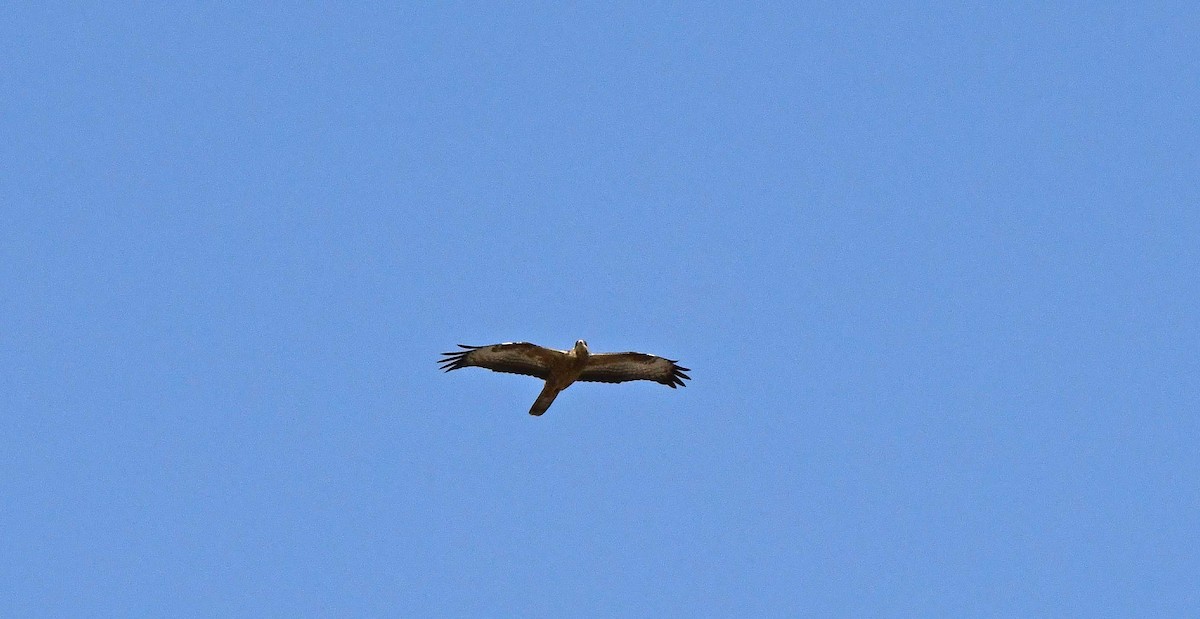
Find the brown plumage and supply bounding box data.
[439,340,690,416]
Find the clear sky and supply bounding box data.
[3,3,1197,616]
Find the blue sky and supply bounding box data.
[3,2,1198,616]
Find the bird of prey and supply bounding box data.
[439,340,690,416]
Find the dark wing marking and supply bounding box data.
[578,352,690,388]
[438,342,562,380]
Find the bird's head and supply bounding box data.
[574,339,589,356]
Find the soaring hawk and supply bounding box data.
[439,340,690,416]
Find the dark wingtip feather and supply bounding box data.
[673,362,690,387]
[439,347,473,371]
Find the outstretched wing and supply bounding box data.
[438,342,563,380]
[578,352,690,388]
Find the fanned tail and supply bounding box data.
[529,383,559,416]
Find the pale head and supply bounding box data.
[574,339,590,356]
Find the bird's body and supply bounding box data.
[527,340,591,416]
[439,339,689,416]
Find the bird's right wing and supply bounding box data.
[438,342,563,380]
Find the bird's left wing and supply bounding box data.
[578,352,690,388]
[438,342,562,379]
